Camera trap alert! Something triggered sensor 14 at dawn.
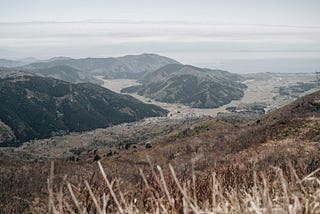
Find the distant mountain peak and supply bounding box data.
[46,56,73,62]
[19,53,181,79]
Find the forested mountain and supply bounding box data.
[122,64,247,108]
[0,69,167,146]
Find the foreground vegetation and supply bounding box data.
[1,91,320,213]
[2,156,320,213]
[45,161,320,213]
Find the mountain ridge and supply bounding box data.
[18,53,181,79]
[27,64,103,85]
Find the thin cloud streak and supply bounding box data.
[1,21,319,45]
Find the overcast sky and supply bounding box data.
[0,0,319,72]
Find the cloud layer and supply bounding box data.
[0,21,319,72]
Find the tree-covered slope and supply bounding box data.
[122,64,247,108]
[0,70,167,146]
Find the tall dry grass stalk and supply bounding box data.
[47,161,320,213]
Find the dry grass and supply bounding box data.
[1,91,320,213]
[44,160,320,213]
[2,115,319,213]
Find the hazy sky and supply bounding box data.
[1,0,320,25]
[0,0,319,72]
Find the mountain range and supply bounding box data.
[18,53,180,79]
[0,53,251,147]
[1,54,249,108]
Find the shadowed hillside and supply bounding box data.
[0,69,167,146]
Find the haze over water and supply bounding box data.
[0,0,319,73]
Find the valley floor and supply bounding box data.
[0,73,317,161]
[99,73,317,118]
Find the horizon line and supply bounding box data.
[0,20,319,29]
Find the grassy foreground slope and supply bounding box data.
[1,91,320,213]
